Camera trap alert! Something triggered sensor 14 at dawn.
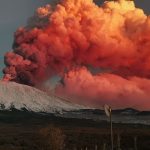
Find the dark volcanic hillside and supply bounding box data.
[0,110,149,150]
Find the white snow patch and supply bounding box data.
[0,81,86,113]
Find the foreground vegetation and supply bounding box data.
[0,110,149,150]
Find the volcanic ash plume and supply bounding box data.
[56,67,150,110]
[3,0,150,109]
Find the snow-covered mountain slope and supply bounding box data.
[0,81,86,113]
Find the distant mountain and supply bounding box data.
[66,108,142,115]
[112,108,140,115]
[0,81,86,113]
[137,111,150,116]
[61,108,150,125]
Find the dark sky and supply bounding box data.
[0,0,150,77]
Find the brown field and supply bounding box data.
[0,111,149,150]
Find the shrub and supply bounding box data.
[39,125,65,150]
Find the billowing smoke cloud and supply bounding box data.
[56,67,150,110]
[3,0,150,110]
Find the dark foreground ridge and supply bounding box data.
[0,110,149,150]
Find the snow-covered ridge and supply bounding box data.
[0,81,85,113]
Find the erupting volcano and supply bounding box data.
[2,0,150,110]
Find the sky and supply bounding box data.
[0,0,150,78]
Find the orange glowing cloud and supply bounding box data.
[3,0,150,110]
[56,67,150,110]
